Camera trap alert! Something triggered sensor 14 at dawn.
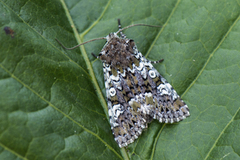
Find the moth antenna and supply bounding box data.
[149,58,164,64]
[118,19,126,39]
[116,23,161,35]
[55,37,107,50]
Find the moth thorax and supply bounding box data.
[100,37,137,69]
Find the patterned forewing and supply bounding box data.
[103,62,150,148]
[138,58,190,123]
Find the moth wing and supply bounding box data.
[103,56,190,147]
[103,51,190,148]
[135,56,190,123]
[103,62,152,148]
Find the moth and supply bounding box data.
[56,19,190,148]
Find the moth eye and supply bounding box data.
[149,70,156,78]
[109,87,116,97]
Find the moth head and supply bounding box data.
[106,32,119,42]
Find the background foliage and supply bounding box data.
[0,0,240,159]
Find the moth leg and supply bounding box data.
[140,54,164,64]
[118,19,126,39]
[91,53,99,59]
[149,58,164,64]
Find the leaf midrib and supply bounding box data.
[59,0,129,159]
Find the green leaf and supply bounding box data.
[0,0,240,160]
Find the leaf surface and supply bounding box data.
[0,0,240,160]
